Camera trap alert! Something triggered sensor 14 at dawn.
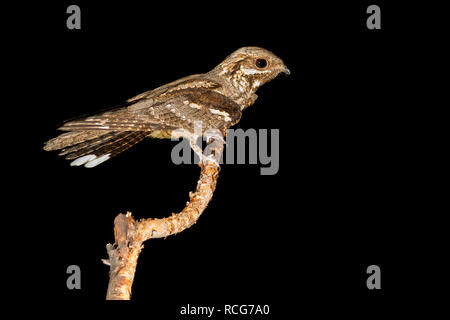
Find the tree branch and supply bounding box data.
[104,139,223,300]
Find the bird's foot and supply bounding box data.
[204,130,225,145]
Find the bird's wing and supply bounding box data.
[125,74,220,103]
[44,77,241,167]
[59,85,242,135]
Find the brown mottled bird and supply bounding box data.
[44,47,290,167]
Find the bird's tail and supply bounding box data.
[44,130,150,168]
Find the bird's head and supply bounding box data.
[212,46,290,91]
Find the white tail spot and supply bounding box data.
[70,154,97,166]
[84,153,111,168]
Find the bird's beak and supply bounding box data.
[280,66,291,75]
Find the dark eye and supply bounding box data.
[255,58,268,69]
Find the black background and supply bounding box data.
[6,0,444,316]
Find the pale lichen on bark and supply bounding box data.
[104,140,223,300]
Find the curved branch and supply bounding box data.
[104,139,223,300]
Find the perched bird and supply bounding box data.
[44,47,290,167]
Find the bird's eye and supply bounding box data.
[255,58,268,69]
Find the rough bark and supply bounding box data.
[104,139,223,300]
